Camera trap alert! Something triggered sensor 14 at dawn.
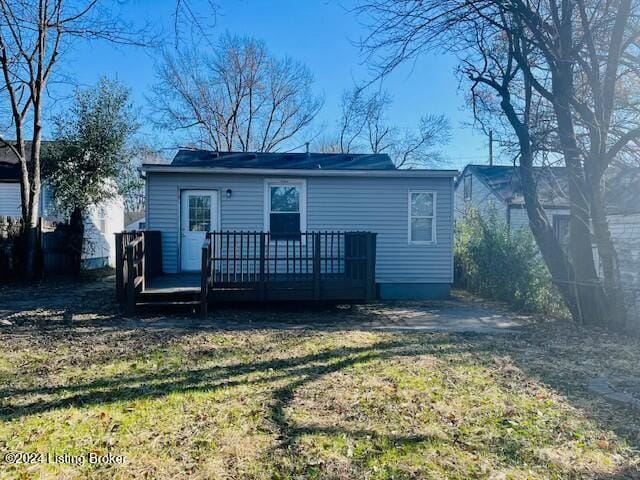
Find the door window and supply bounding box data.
[188,195,211,232]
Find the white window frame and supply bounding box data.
[463,174,472,201]
[264,179,307,236]
[408,190,437,245]
[96,206,106,233]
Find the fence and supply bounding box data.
[0,216,23,279]
[0,216,76,279]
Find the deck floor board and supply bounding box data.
[145,274,200,294]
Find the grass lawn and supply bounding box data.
[0,286,639,478]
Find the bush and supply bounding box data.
[455,208,566,316]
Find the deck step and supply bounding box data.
[139,291,200,301]
[136,300,201,308]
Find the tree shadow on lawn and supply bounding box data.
[480,323,640,452]
[1,331,542,474]
[262,332,640,478]
[0,336,468,422]
[3,325,639,477]
[2,273,639,476]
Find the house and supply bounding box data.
[0,143,124,268]
[141,149,457,300]
[455,163,640,318]
[454,164,571,241]
[124,210,145,231]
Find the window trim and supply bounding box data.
[95,206,107,233]
[552,214,570,243]
[263,178,307,236]
[463,174,472,201]
[408,190,437,245]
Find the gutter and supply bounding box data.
[141,165,459,178]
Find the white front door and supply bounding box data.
[180,190,218,271]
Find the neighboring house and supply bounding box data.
[125,210,145,231]
[454,165,571,242]
[0,143,124,268]
[455,163,640,318]
[142,149,457,299]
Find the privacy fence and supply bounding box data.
[0,216,76,279]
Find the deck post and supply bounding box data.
[259,232,266,301]
[140,233,146,291]
[201,236,209,317]
[313,233,321,301]
[365,233,377,300]
[115,233,124,304]
[125,243,135,315]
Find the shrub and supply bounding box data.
[455,207,566,316]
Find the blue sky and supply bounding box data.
[61,0,489,169]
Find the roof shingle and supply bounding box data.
[170,149,396,170]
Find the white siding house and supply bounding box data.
[0,145,123,268]
[454,163,640,320]
[454,165,571,239]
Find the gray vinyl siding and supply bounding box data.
[508,206,529,231]
[146,172,454,283]
[0,182,21,217]
[508,206,570,232]
[454,172,507,223]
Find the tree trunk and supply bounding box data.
[498,94,580,319]
[586,166,628,329]
[552,60,609,327]
[518,163,580,318]
[69,207,84,275]
[24,140,41,279]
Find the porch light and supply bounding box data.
[226,188,232,198]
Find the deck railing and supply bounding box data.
[115,231,146,314]
[115,231,164,314]
[201,231,377,304]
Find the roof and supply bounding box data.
[0,161,20,182]
[0,141,56,182]
[170,149,397,170]
[459,163,640,214]
[143,149,458,178]
[458,164,570,206]
[604,165,640,215]
[124,210,145,226]
[0,143,24,181]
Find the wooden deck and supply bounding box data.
[116,231,377,315]
[145,273,200,293]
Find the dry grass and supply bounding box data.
[0,279,639,479]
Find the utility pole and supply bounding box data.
[488,129,493,166]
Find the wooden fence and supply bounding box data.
[0,216,24,279]
[0,216,76,279]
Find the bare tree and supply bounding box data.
[150,33,323,152]
[333,86,450,167]
[356,0,640,329]
[0,0,147,278]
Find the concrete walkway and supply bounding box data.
[124,295,528,334]
[0,275,528,334]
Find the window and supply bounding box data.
[409,191,436,244]
[553,214,570,248]
[463,175,472,201]
[265,180,306,240]
[97,207,106,233]
[188,195,211,231]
